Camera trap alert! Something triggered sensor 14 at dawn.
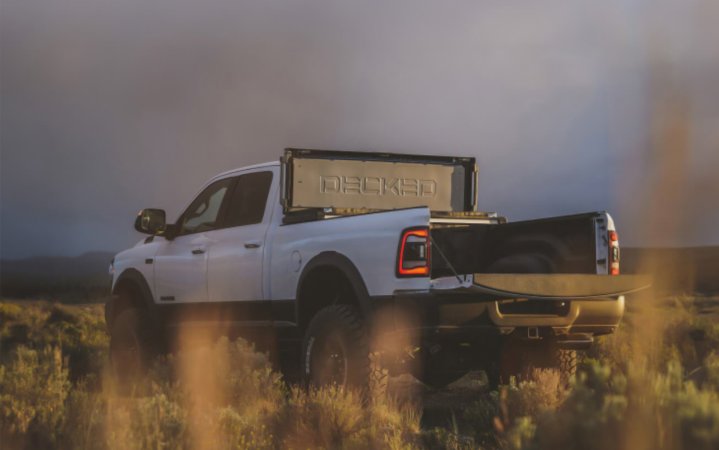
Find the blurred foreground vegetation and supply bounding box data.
[1,296,719,450]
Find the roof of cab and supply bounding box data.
[210,161,279,181]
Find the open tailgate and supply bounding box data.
[400,274,652,301]
[463,274,651,300]
[280,148,477,213]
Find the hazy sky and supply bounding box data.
[2,0,718,259]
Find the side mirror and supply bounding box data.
[134,208,166,235]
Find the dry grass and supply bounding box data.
[0,301,421,450]
[1,298,718,449]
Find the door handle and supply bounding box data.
[244,241,261,249]
[191,248,206,255]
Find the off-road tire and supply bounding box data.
[555,348,577,385]
[494,339,577,388]
[109,308,158,393]
[302,305,386,397]
[369,351,389,398]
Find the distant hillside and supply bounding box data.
[0,251,115,301]
[1,246,717,301]
[0,251,115,278]
[622,246,719,294]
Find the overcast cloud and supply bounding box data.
[1,0,718,258]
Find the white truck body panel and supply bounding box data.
[112,162,433,303]
[154,232,211,303]
[267,203,431,300]
[206,168,279,302]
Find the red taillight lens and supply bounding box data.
[609,230,620,275]
[397,228,430,277]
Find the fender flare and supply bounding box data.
[107,268,157,328]
[296,251,372,322]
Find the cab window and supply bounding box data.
[224,171,273,227]
[179,178,234,234]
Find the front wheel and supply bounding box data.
[109,308,157,392]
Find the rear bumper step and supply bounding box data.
[556,334,594,350]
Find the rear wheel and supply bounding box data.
[494,339,576,387]
[555,347,577,385]
[302,305,386,395]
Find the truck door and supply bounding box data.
[207,169,275,316]
[153,177,235,304]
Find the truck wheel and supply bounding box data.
[302,305,378,393]
[369,351,389,397]
[495,339,576,387]
[555,348,577,385]
[109,308,157,392]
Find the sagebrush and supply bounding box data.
[1,298,718,449]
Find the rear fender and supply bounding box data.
[296,251,372,322]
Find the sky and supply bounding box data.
[1,0,718,259]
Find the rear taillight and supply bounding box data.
[397,228,430,277]
[609,230,620,275]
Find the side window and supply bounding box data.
[179,178,234,235]
[224,171,273,227]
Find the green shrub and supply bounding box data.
[0,302,24,324]
[651,360,719,450]
[506,369,567,419]
[0,346,70,448]
[704,352,719,390]
[145,337,282,449]
[524,361,628,450]
[0,302,108,381]
[506,359,719,450]
[60,381,106,450]
[167,337,285,414]
[2,297,718,450]
[463,370,567,450]
[279,385,420,450]
[464,390,501,447]
[108,392,187,450]
[44,303,108,381]
[420,426,475,450]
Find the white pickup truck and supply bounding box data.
[107,149,646,391]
